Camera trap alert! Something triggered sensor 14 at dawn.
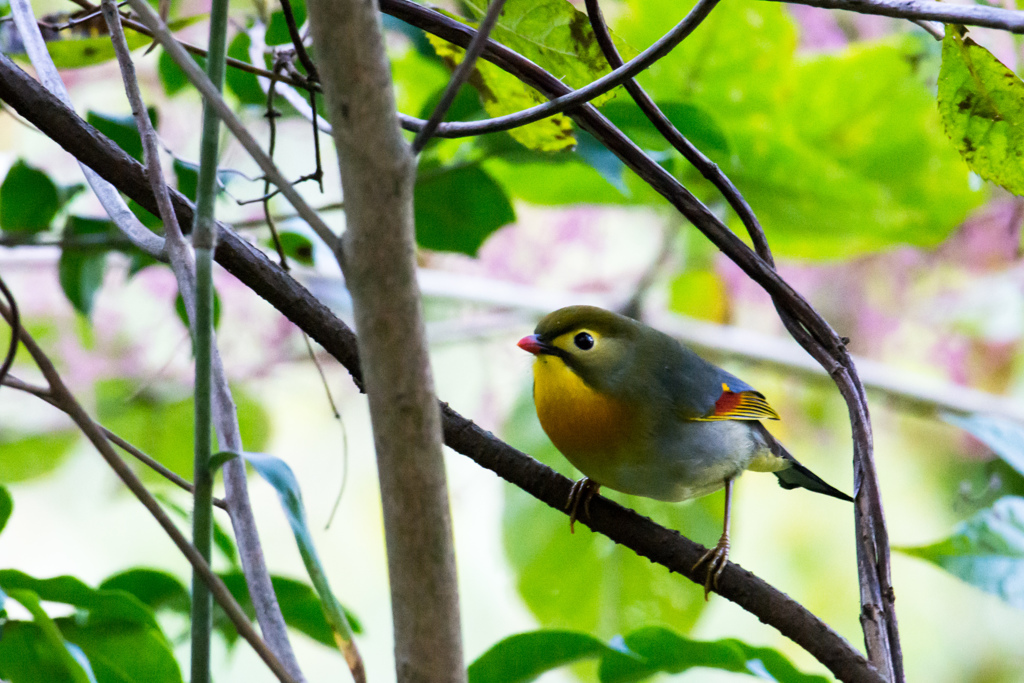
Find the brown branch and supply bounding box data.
[0,52,884,682]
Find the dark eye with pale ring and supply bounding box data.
[574,332,595,350]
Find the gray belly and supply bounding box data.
[594,420,764,502]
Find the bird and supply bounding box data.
[517,305,853,597]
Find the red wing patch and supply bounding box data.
[695,385,780,421]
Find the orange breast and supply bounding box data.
[532,356,637,465]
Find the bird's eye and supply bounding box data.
[574,332,595,350]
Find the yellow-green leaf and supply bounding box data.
[461,0,637,107]
[938,25,1024,196]
[426,34,575,152]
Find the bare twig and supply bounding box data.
[411,0,508,152]
[102,426,229,509]
[126,0,339,253]
[0,273,20,389]
[763,0,1024,33]
[278,0,319,82]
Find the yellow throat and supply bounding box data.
[532,354,637,461]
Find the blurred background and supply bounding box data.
[2,0,1024,680]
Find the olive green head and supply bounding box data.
[518,305,645,393]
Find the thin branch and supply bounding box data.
[1,375,51,400]
[0,272,20,389]
[8,0,166,259]
[126,0,339,253]
[411,0,509,152]
[101,427,228,509]
[0,299,300,683]
[100,5,306,678]
[399,0,723,140]
[763,0,1024,33]
[0,43,886,683]
[278,0,319,81]
[583,0,770,259]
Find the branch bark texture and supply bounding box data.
[303,1,466,682]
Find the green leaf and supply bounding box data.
[266,0,307,46]
[172,158,236,203]
[944,413,1024,479]
[415,164,515,255]
[728,37,981,259]
[58,217,113,316]
[159,47,205,96]
[218,572,362,649]
[426,33,575,152]
[226,31,269,106]
[175,289,222,331]
[461,0,636,107]
[0,430,77,483]
[86,110,158,163]
[244,451,360,657]
[99,569,190,616]
[600,627,829,682]
[0,571,182,683]
[0,570,160,627]
[900,496,1024,610]
[96,379,269,484]
[574,129,629,195]
[0,485,10,535]
[1,589,93,683]
[264,231,316,266]
[600,100,730,158]
[502,391,713,637]
[938,25,1024,196]
[469,630,624,683]
[40,30,150,70]
[0,160,61,233]
[467,628,827,683]
[482,152,633,205]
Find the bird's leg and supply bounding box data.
[692,477,734,600]
[565,477,601,534]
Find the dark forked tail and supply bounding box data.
[753,423,854,502]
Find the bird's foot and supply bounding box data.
[692,533,730,600]
[565,478,601,534]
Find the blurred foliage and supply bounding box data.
[100,567,361,651]
[96,379,270,482]
[468,627,829,682]
[0,570,182,683]
[938,26,1024,196]
[415,163,516,255]
[901,496,1024,610]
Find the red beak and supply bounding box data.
[517,334,545,355]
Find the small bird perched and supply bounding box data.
[517,305,852,597]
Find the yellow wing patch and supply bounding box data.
[693,385,781,422]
